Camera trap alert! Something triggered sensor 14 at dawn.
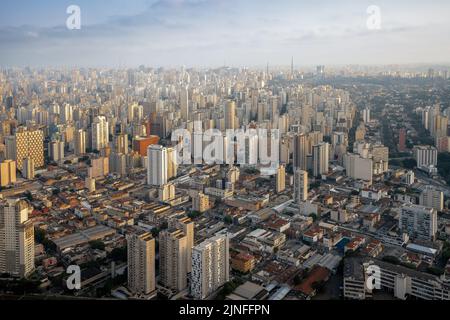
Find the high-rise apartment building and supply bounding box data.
[419,187,444,211]
[109,152,127,175]
[332,132,348,147]
[405,170,415,185]
[0,160,16,187]
[192,192,211,213]
[92,116,109,151]
[344,153,373,182]
[5,128,44,171]
[399,204,437,241]
[413,145,438,168]
[115,133,129,155]
[167,147,178,179]
[293,133,308,170]
[180,87,189,121]
[355,124,366,141]
[398,128,407,152]
[147,145,168,186]
[61,104,73,123]
[363,108,371,123]
[225,101,236,130]
[159,229,188,292]
[0,199,35,278]
[48,140,65,162]
[127,232,156,295]
[169,216,194,273]
[74,129,86,156]
[191,234,229,299]
[371,145,389,175]
[88,157,109,178]
[276,165,286,193]
[312,142,329,178]
[22,157,35,179]
[294,169,308,204]
[158,183,176,202]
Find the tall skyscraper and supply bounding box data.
[294,169,308,204]
[399,204,437,241]
[167,147,178,179]
[192,192,211,213]
[362,108,371,123]
[0,160,16,187]
[158,183,176,202]
[398,128,407,152]
[169,216,194,273]
[413,145,438,168]
[147,145,168,186]
[115,133,129,155]
[74,129,86,156]
[332,132,348,147]
[127,232,156,295]
[48,140,65,162]
[22,157,35,179]
[109,152,127,175]
[344,153,373,182]
[191,234,229,299]
[88,157,109,178]
[419,187,444,211]
[405,170,415,185]
[312,142,329,178]
[92,116,109,151]
[5,128,44,171]
[61,104,73,123]
[276,165,286,193]
[225,101,236,130]
[293,133,308,170]
[159,229,188,292]
[308,131,324,154]
[0,199,35,278]
[180,87,189,121]
[355,124,366,141]
[371,145,389,175]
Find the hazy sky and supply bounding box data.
[1,0,450,67]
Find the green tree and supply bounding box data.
[438,153,450,186]
[151,227,160,237]
[293,274,303,285]
[309,213,318,222]
[402,158,417,169]
[187,211,202,219]
[427,267,444,276]
[89,240,105,250]
[224,215,233,224]
[109,246,127,262]
[34,228,46,243]
[382,255,400,265]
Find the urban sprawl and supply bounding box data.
[0,65,450,301]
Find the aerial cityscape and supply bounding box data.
[1,0,450,309]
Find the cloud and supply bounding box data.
[1,0,450,67]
